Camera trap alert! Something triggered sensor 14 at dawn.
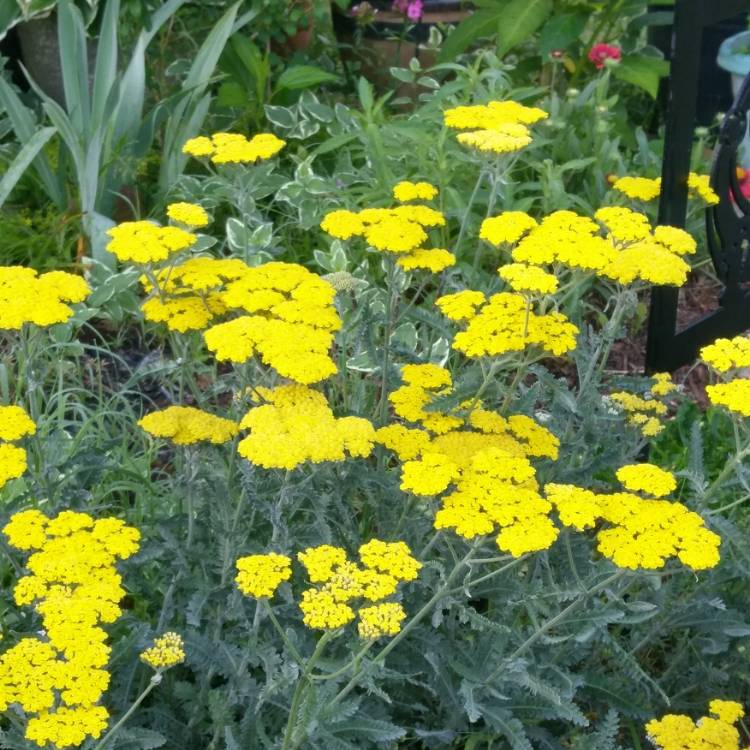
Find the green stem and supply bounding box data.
[486,570,624,682]
[455,170,485,259]
[92,673,163,750]
[263,600,305,666]
[281,631,337,750]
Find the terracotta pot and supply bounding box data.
[333,1,470,94]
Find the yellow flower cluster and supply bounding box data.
[166,201,210,228]
[612,172,718,205]
[140,632,185,670]
[701,335,750,372]
[237,384,374,469]
[235,553,292,598]
[499,262,559,294]
[646,699,745,750]
[491,208,691,287]
[444,100,547,154]
[650,372,677,397]
[320,204,455,271]
[138,406,239,446]
[182,132,286,164]
[612,175,661,201]
[706,379,750,417]
[0,266,90,330]
[393,181,438,202]
[202,262,342,383]
[609,390,669,437]
[0,509,140,747]
[106,220,197,264]
[0,405,35,489]
[297,540,420,637]
[615,463,677,497]
[546,476,720,570]
[440,290,578,358]
[375,365,561,555]
[480,211,538,245]
[687,172,720,205]
[435,446,559,556]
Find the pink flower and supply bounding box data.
[588,43,622,69]
[392,0,423,21]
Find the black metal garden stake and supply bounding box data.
[646,0,750,372]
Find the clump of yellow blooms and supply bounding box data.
[650,372,678,397]
[615,463,677,497]
[480,211,538,245]
[203,262,342,384]
[705,380,750,417]
[320,202,455,270]
[443,100,548,154]
[441,290,578,359]
[701,335,750,373]
[687,172,720,205]
[140,632,185,670]
[375,365,562,556]
[237,384,374,469]
[609,390,669,437]
[701,334,750,417]
[612,175,662,201]
[646,699,745,750]
[106,220,197,264]
[480,207,692,287]
[134,247,342,382]
[166,201,210,228]
[546,468,720,570]
[0,266,90,330]
[297,540,420,637]
[236,553,293,598]
[138,406,239,445]
[612,172,718,205]
[0,404,35,489]
[0,509,140,747]
[182,132,286,164]
[393,181,438,202]
[499,262,559,294]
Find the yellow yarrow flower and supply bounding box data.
[600,240,690,286]
[0,266,90,330]
[650,372,677,397]
[139,406,239,445]
[499,262,559,294]
[701,335,750,373]
[0,510,139,746]
[393,180,438,202]
[182,132,286,164]
[646,700,744,750]
[238,384,374,469]
[612,175,661,201]
[706,379,750,417]
[595,206,652,243]
[456,123,532,154]
[0,442,27,488]
[616,463,677,497]
[397,247,456,272]
[450,292,578,358]
[688,172,719,205]
[235,553,292,598]
[652,225,697,255]
[106,220,197,264]
[480,211,538,245]
[709,700,745,723]
[358,602,406,639]
[140,632,185,669]
[166,201,210,228]
[435,290,487,321]
[358,539,421,581]
[0,405,36,441]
